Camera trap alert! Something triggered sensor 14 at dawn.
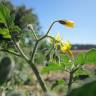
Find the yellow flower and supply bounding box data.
[58,19,74,28]
[49,32,61,44]
[55,32,61,42]
[60,41,73,57]
[60,41,71,52]
[67,50,74,58]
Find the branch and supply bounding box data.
[0,49,21,57]
[9,30,29,61]
[30,21,58,62]
[30,40,39,62]
[46,20,58,35]
[29,61,47,92]
[72,64,82,73]
[30,26,38,40]
[14,42,29,61]
[64,69,70,73]
[66,71,74,96]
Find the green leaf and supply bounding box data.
[0,3,10,24]
[0,28,11,39]
[41,62,61,74]
[3,34,11,39]
[0,13,5,24]
[0,3,11,39]
[74,68,88,76]
[10,25,21,34]
[60,54,72,69]
[69,80,96,96]
[85,48,96,64]
[0,28,9,35]
[8,13,15,25]
[75,53,85,65]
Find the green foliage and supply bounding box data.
[41,62,62,74]
[74,68,88,78]
[14,6,39,30]
[0,3,10,24]
[0,1,41,48]
[42,48,96,74]
[75,53,85,65]
[0,3,11,39]
[41,48,96,95]
[12,4,41,46]
[0,3,22,48]
[60,54,72,70]
[74,48,96,66]
[69,80,96,96]
[41,54,73,74]
[1,1,40,31]
[0,28,10,38]
[85,48,96,64]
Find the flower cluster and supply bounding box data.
[54,33,73,57]
[49,20,74,58]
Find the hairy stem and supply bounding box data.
[14,42,29,61]
[30,20,58,62]
[0,49,21,57]
[30,41,39,62]
[9,21,58,93]
[66,71,74,96]
[10,33,29,61]
[30,27,38,40]
[29,61,48,92]
[46,21,58,35]
[38,21,58,41]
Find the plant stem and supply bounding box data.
[29,61,48,92]
[30,40,39,62]
[30,20,58,62]
[38,21,58,41]
[0,49,21,57]
[29,21,58,92]
[14,42,29,61]
[9,21,58,93]
[10,34,29,61]
[30,26,38,40]
[14,42,48,92]
[29,21,59,92]
[46,21,58,35]
[66,71,73,96]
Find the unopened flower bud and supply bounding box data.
[27,24,34,30]
[58,19,74,28]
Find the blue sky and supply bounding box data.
[10,0,96,44]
